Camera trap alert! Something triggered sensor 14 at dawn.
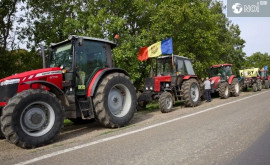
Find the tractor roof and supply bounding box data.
[50,35,116,47]
[158,55,191,61]
[211,64,232,68]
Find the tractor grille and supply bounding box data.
[0,84,18,103]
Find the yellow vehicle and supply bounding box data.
[239,68,262,92]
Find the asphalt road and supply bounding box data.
[3,90,270,165]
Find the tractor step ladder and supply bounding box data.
[78,99,94,119]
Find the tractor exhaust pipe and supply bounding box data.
[41,46,46,68]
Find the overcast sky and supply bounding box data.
[222,0,270,56]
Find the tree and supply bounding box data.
[244,52,270,69]
[5,0,247,89]
[0,0,19,50]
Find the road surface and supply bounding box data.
[1,90,270,165]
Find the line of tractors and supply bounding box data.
[0,36,269,149]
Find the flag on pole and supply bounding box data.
[137,38,173,62]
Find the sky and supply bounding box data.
[221,0,270,56]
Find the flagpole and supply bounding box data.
[150,58,153,77]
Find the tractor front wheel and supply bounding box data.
[231,78,240,97]
[257,80,262,91]
[159,92,173,113]
[219,82,229,99]
[137,100,147,111]
[0,89,64,148]
[253,83,258,92]
[265,80,270,89]
[93,73,136,128]
[182,79,200,107]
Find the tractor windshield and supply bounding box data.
[210,66,232,78]
[156,58,176,76]
[259,71,265,77]
[49,43,72,69]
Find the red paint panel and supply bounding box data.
[0,102,6,106]
[211,64,232,68]
[154,76,171,92]
[87,68,108,97]
[210,76,220,89]
[228,75,235,84]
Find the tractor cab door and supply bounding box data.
[75,40,112,95]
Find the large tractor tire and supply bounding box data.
[257,80,262,91]
[93,73,136,128]
[230,78,240,97]
[253,83,258,92]
[182,79,200,107]
[219,82,229,99]
[0,89,64,148]
[159,92,173,113]
[0,116,5,139]
[137,100,147,111]
[265,80,270,89]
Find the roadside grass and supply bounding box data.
[64,119,73,126]
[99,124,136,136]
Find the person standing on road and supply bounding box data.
[203,77,214,102]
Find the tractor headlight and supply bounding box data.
[166,83,170,88]
[145,87,149,90]
[0,79,20,86]
[150,86,153,90]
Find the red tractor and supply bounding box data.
[0,35,137,148]
[259,69,270,89]
[209,64,240,98]
[137,55,201,113]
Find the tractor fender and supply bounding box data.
[228,75,236,84]
[183,75,198,80]
[87,68,130,97]
[21,80,69,107]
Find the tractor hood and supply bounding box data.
[0,67,62,85]
[210,76,220,89]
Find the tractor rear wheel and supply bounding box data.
[159,92,173,113]
[0,89,63,148]
[253,83,258,92]
[265,80,270,89]
[0,116,5,139]
[219,82,229,99]
[93,73,136,128]
[182,79,200,107]
[257,80,262,91]
[231,78,240,97]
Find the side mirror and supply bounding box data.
[78,37,83,46]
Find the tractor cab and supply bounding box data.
[259,70,269,80]
[209,64,232,81]
[156,55,195,77]
[49,36,115,96]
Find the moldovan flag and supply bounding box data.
[137,38,173,62]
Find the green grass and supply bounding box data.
[64,119,73,126]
